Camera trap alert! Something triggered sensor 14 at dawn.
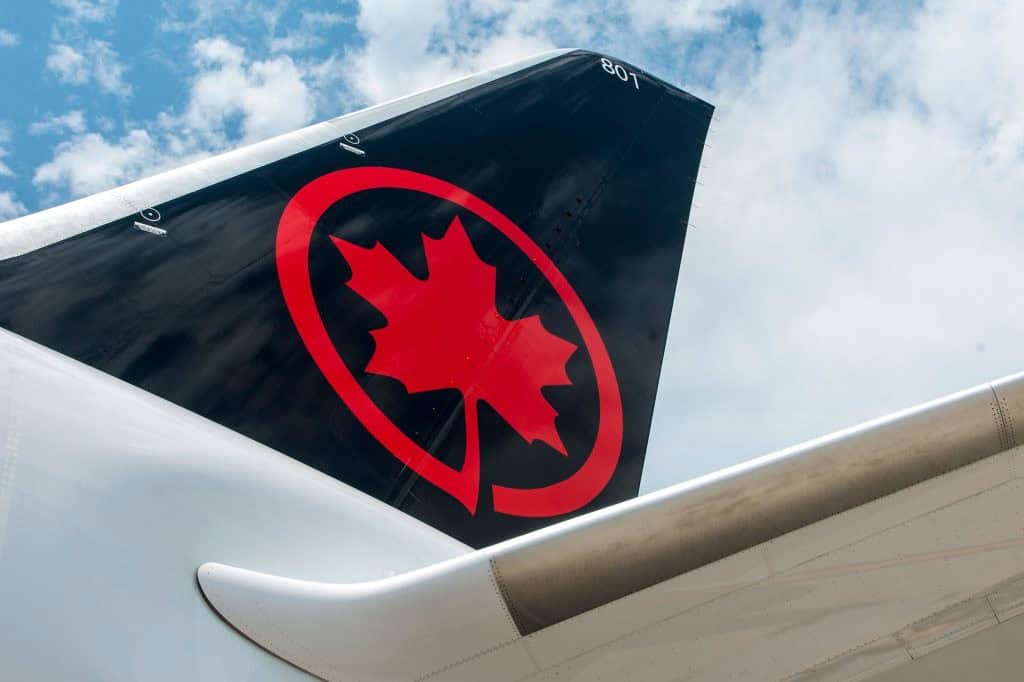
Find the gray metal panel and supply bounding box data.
[865,605,1024,682]
[489,373,1024,635]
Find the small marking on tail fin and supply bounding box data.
[132,221,167,236]
[339,142,366,157]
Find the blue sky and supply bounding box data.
[2,1,1023,492]
[1,1,361,210]
[0,0,762,213]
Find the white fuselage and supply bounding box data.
[0,328,468,679]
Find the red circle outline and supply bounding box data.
[276,167,623,517]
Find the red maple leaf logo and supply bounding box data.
[278,167,624,517]
[331,216,578,511]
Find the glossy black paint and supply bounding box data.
[0,51,712,547]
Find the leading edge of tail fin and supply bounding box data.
[0,50,712,547]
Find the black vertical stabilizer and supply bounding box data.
[0,51,712,547]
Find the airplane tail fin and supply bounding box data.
[0,50,712,547]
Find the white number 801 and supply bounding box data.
[600,57,639,90]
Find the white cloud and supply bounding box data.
[46,41,132,96]
[33,130,160,197]
[159,0,321,50]
[342,0,569,104]
[343,0,464,103]
[0,124,26,221]
[92,43,130,96]
[0,192,28,221]
[642,2,1024,489]
[269,11,349,53]
[45,45,86,83]
[0,29,19,47]
[185,37,315,144]
[160,0,259,33]
[0,124,14,177]
[45,0,130,101]
[342,0,742,104]
[34,37,316,198]
[52,0,118,23]
[624,0,736,33]
[29,110,87,136]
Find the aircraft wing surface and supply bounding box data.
[200,372,1024,681]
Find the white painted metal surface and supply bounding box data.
[0,329,468,680]
[199,372,1024,681]
[7,320,1024,681]
[199,556,531,682]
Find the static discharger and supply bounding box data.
[339,142,366,157]
[133,221,167,236]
